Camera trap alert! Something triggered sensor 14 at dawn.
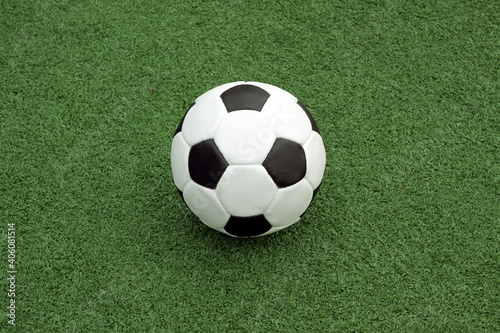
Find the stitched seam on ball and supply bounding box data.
[181,103,227,147]
[304,177,316,193]
[212,97,230,138]
[211,188,231,220]
[301,133,314,190]
[303,130,314,148]
[172,133,192,192]
[261,186,279,216]
[181,127,193,148]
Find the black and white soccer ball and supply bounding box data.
[171,82,326,237]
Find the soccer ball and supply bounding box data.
[171,82,326,237]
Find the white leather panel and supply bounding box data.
[183,181,230,229]
[261,94,312,145]
[171,132,192,191]
[181,97,227,146]
[264,179,313,227]
[303,131,326,189]
[214,111,275,165]
[216,165,277,216]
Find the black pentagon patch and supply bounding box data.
[297,101,320,133]
[189,139,228,189]
[220,84,270,112]
[174,103,195,136]
[263,138,306,188]
[224,215,272,237]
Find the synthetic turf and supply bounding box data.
[1,0,498,331]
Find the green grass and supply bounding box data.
[1,0,499,331]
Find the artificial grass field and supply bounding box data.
[1,0,499,331]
